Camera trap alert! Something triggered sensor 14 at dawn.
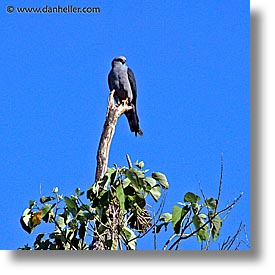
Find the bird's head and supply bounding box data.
[112,56,126,66]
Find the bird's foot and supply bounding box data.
[115,99,121,107]
[122,98,129,105]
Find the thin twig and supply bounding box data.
[220,222,249,250]
[167,192,243,250]
[126,154,132,168]
[215,153,224,213]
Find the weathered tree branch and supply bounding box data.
[90,90,132,250]
[95,90,132,183]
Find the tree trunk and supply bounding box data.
[95,90,132,183]
[90,90,132,250]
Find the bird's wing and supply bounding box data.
[107,71,113,91]
[127,67,137,105]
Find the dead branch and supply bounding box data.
[95,90,132,183]
[126,154,132,168]
[90,90,132,250]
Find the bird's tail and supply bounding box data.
[125,105,143,136]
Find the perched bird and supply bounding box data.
[108,56,143,136]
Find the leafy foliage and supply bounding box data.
[19,161,168,250]
[155,191,224,249]
[19,159,248,250]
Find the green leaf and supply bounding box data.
[116,185,125,211]
[211,214,222,241]
[134,160,144,169]
[134,193,146,208]
[149,184,161,202]
[34,233,51,250]
[49,232,63,240]
[41,204,52,219]
[106,167,117,177]
[205,197,217,209]
[172,205,189,234]
[152,172,169,189]
[191,202,199,214]
[87,184,98,201]
[40,196,55,203]
[122,227,136,250]
[144,177,156,194]
[29,200,36,208]
[56,216,66,231]
[68,219,78,231]
[192,214,204,230]
[107,167,117,185]
[99,190,111,208]
[75,187,84,197]
[20,208,33,234]
[199,213,207,219]
[82,211,95,221]
[52,187,59,193]
[184,192,201,203]
[159,212,172,223]
[145,177,156,187]
[64,197,77,215]
[125,169,139,189]
[59,210,70,225]
[99,167,117,189]
[126,169,146,194]
[197,229,209,242]
[139,161,144,169]
[122,177,131,188]
[135,169,146,181]
[154,223,165,233]
[172,206,182,229]
[124,185,136,196]
[192,215,209,242]
[78,223,86,240]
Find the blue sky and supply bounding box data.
[0,0,249,250]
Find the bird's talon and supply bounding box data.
[122,98,129,105]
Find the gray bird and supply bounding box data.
[108,56,143,136]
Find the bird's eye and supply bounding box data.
[115,58,125,64]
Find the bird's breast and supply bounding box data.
[112,66,133,102]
